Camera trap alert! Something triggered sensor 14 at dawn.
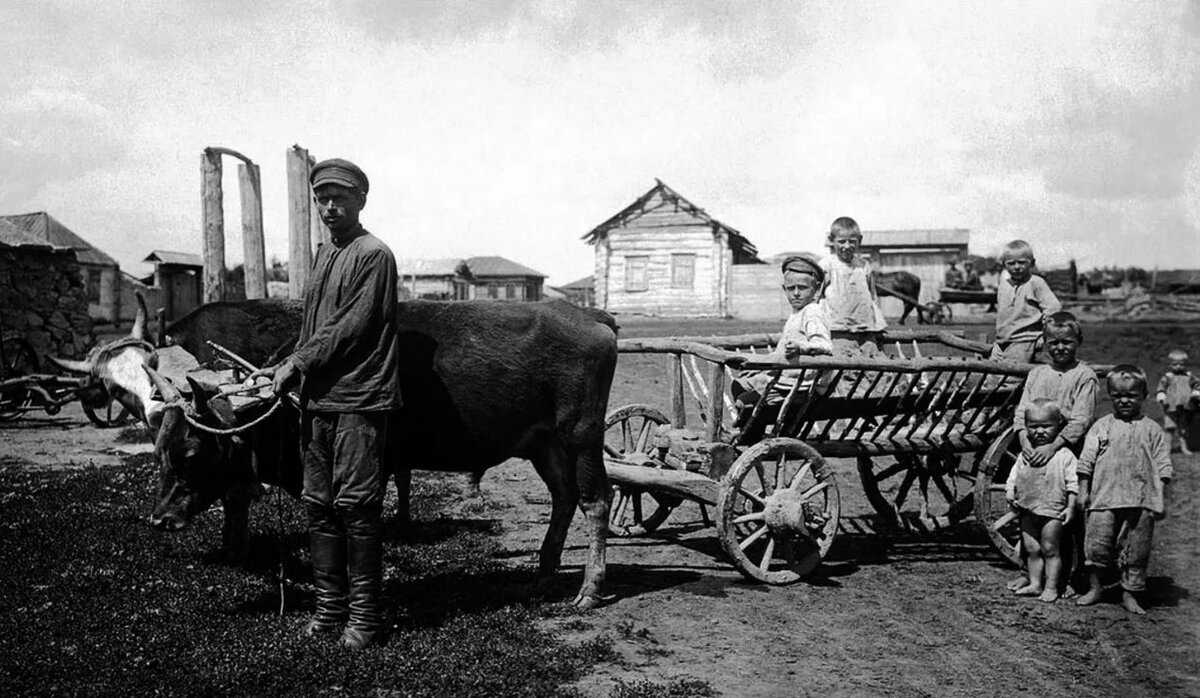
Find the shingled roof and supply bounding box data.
[859,229,970,248]
[581,179,759,261]
[144,250,203,267]
[0,212,118,266]
[464,256,545,278]
[0,217,72,252]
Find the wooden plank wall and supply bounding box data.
[597,191,726,316]
[729,264,790,320]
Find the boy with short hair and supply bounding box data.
[1076,365,1173,614]
[991,240,1061,362]
[819,217,887,355]
[1156,349,1200,455]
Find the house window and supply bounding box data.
[487,284,498,299]
[505,283,516,299]
[625,256,648,292]
[85,268,102,302]
[671,254,695,289]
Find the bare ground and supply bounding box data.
[2,320,1198,696]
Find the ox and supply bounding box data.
[144,298,618,609]
[874,270,936,325]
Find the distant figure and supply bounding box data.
[1076,366,1173,615]
[991,240,1061,362]
[944,262,964,289]
[819,216,887,355]
[1156,349,1200,455]
[962,260,983,291]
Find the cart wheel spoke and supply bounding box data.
[739,524,769,551]
[759,536,776,570]
[604,404,684,537]
[732,511,764,525]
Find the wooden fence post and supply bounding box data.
[238,162,267,299]
[706,361,725,442]
[307,153,329,249]
[287,145,313,299]
[669,353,686,427]
[201,148,225,303]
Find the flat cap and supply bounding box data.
[780,254,824,285]
[310,158,369,194]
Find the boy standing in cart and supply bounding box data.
[819,217,887,356]
[252,158,401,649]
[990,240,1061,362]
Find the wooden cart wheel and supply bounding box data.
[717,438,839,584]
[0,337,39,421]
[82,396,131,428]
[856,453,977,531]
[604,404,679,537]
[973,427,1022,566]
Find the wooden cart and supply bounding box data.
[0,333,130,427]
[603,330,1032,584]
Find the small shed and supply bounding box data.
[0,212,121,324]
[584,180,760,316]
[857,229,970,307]
[397,256,546,301]
[560,275,595,307]
[143,250,203,322]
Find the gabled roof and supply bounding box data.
[859,229,970,248]
[0,212,119,267]
[581,179,759,260]
[561,275,594,290]
[144,250,203,267]
[464,256,545,279]
[0,217,73,252]
[397,258,466,277]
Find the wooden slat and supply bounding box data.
[604,462,720,505]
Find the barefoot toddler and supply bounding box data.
[1076,365,1173,614]
[1005,399,1078,602]
[1156,349,1200,455]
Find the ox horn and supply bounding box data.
[47,355,93,375]
[142,364,183,404]
[130,291,149,341]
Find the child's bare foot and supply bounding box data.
[1013,584,1042,597]
[1122,591,1147,615]
[1005,576,1026,591]
[1039,589,1059,603]
[1060,586,1078,600]
[1076,588,1102,606]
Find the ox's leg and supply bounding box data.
[392,467,411,526]
[898,301,912,325]
[530,443,578,586]
[572,443,610,610]
[220,483,254,563]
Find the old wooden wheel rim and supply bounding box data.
[0,337,39,421]
[604,404,679,537]
[973,427,1022,566]
[856,452,977,532]
[717,438,839,584]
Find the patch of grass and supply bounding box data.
[0,458,618,697]
[609,677,719,698]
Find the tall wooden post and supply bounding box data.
[238,163,267,299]
[287,146,313,298]
[201,149,225,303]
[308,153,329,249]
[669,354,687,427]
[706,361,726,442]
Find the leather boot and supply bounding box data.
[340,508,384,649]
[304,525,348,636]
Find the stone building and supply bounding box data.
[0,218,94,360]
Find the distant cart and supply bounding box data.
[936,288,998,321]
[603,330,1036,583]
[0,333,130,427]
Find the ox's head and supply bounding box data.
[48,294,159,424]
[142,366,279,532]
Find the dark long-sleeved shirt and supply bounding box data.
[291,226,400,412]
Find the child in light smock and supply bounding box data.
[819,217,887,356]
[1156,349,1200,455]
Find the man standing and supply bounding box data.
[256,158,400,649]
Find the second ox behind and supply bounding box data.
[148,298,618,609]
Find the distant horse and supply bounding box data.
[874,270,935,324]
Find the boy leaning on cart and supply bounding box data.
[730,254,832,438]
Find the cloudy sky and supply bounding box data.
[3,0,1199,284]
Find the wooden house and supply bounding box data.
[142,250,202,322]
[560,275,595,307]
[397,256,546,301]
[0,212,121,324]
[583,180,760,316]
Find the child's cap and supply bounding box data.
[1168,349,1189,362]
[780,255,825,285]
